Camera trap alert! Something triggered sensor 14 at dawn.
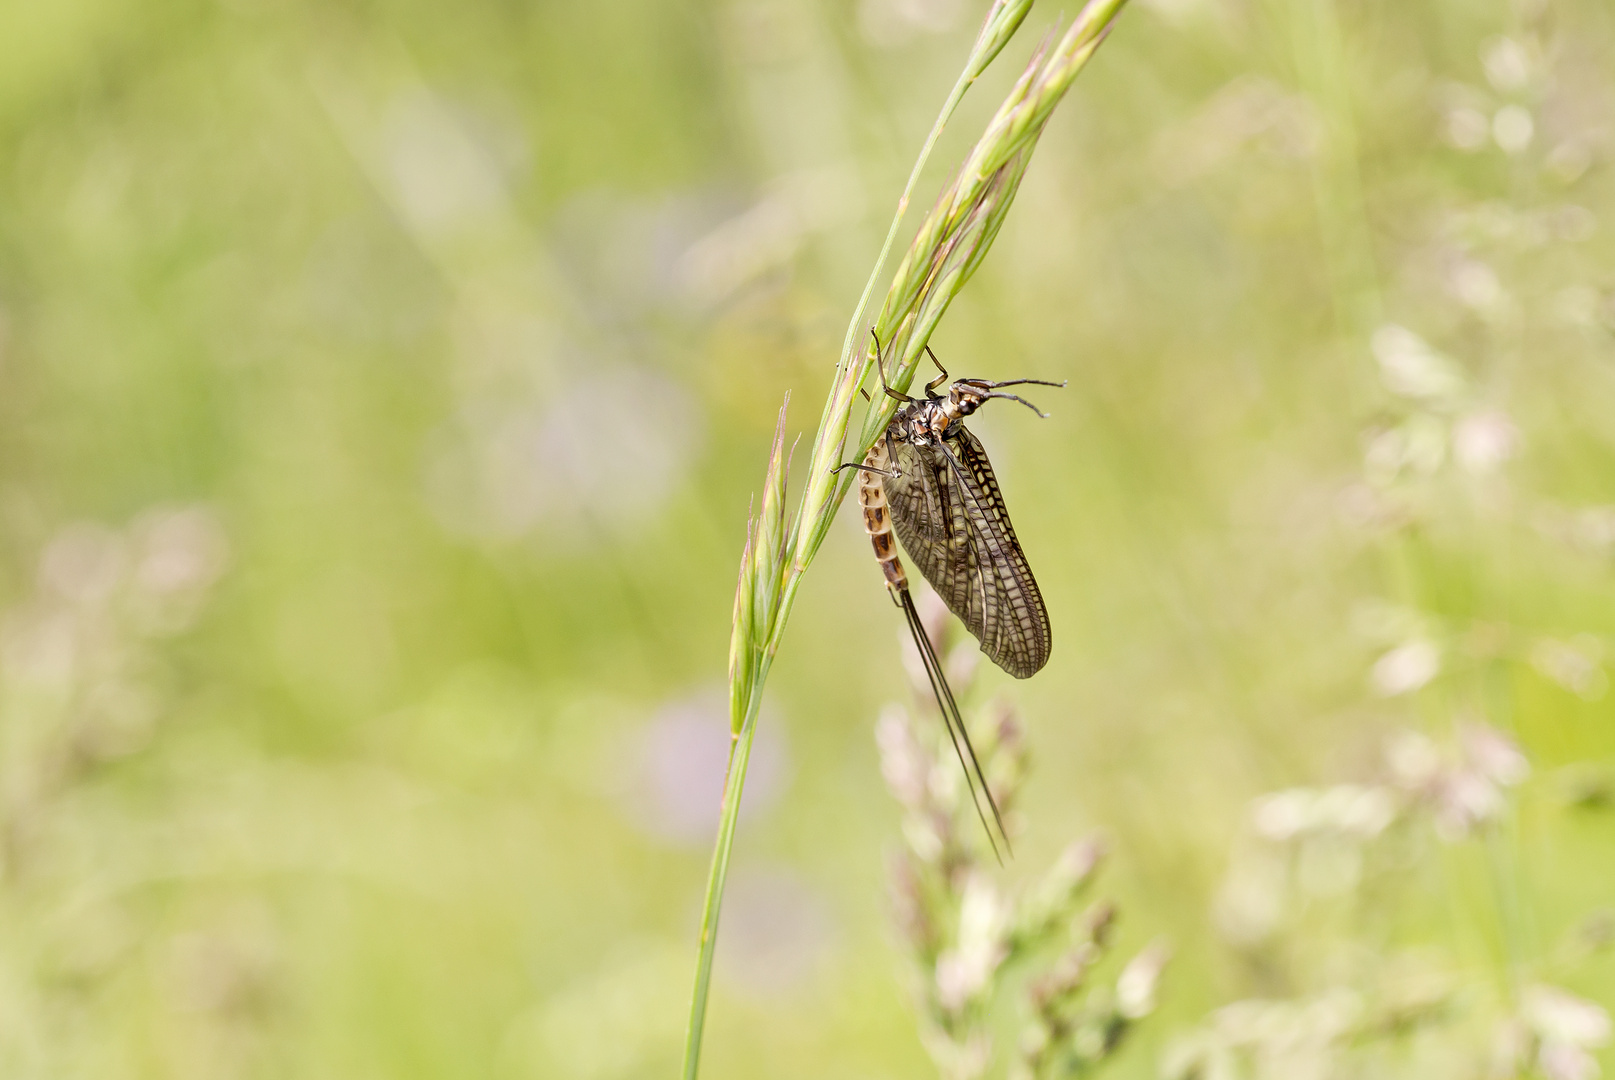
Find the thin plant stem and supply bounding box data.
[681,671,769,1080]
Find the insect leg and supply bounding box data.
[831,461,898,478]
[923,345,949,396]
[870,328,914,404]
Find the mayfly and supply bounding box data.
[836,330,1061,859]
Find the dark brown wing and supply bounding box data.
[885,428,1051,678]
[884,438,979,626]
[945,427,1051,677]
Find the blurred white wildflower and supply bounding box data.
[1524,985,1613,1048]
[876,703,930,810]
[1493,105,1535,155]
[1462,722,1531,786]
[0,506,229,773]
[1372,639,1441,696]
[1547,141,1594,185]
[937,874,1009,1013]
[1500,985,1615,1080]
[1365,419,1447,485]
[1386,729,1444,789]
[1453,411,1519,475]
[1449,259,1506,314]
[1251,785,1396,843]
[1116,943,1169,1020]
[1531,637,1608,701]
[1445,107,1491,151]
[382,90,514,237]
[1165,991,1364,1080]
[1388,723,1528,841]
[1372,325,1467,403]
[880,614,1154,1077]
[1481,36,1533,93]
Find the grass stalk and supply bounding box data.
[681,3,1130,1075]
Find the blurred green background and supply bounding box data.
[1,0,1612,1076]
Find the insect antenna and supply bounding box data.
[964,377,1066,417]
[984,378,1067,389]
[897,587,1011,862]
[982,391,1053,418]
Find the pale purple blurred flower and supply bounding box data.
[1390,723,1528,841]
[1461,722,1530,786]
[714,866,835,995]
[619,690,786,845]
[1539,1041,1600,1080]
[427,365,704,545]
[876,704,929,810]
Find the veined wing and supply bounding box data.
[884,439,981,631]
[945,427,1050,678]
[884,429,1051,678]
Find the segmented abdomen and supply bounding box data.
[858,441,907,593]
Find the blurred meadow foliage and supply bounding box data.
[0,0,1612,1077]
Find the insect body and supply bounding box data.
[838,334,1061,857]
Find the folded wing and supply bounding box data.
[885,429,1051,678]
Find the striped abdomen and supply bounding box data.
[858,441,907,593]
